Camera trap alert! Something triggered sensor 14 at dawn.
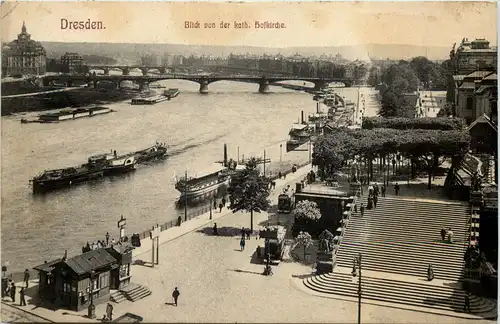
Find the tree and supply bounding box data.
[228,157,271,232]
[295,231,313,261]
[292,200,322,222]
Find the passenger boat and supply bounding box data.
[286,123,312,152]
[30,165,104,194]
[87,152,137,175]
[131,95,169,105]
[175,162,242,200]
[21,107,113,124]
[133,143,168,163]
[164,88,180,99]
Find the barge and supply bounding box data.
[21,107,113,124]
[88,152,137,176]
[131,95,169,105]
[30,165,104,193]
[133,143,168,163]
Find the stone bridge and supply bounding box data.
[42,74,355,93]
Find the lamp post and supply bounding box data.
[87,269,96,319]
[184,170,188,222]
[280,144,282,163]
[351,253,362,324]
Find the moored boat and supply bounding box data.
[164,88,180,99]
[286,123,312,152]
[21,107,113,124]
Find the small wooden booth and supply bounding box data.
[33,249,117,311]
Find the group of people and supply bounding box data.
[214,197,227,213]
[440,227,454,243]
[1,269,30,306]
[81,232,118,253]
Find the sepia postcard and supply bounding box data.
[0,1,498,323]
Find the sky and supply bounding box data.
[1,1,497,48]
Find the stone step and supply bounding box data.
[110,285,152,303]
[303,273,497,316]
[339,241,466,258]
[343,226,469,242]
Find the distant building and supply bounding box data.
[60,52,84,74]
[452,38,497,75]
[1,22,46,76]
[453,71,497,124]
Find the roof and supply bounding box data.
[289,123,308,131]
[467,114,498,133]
[483,73,497,81]
[464,71,494,79]
[191,163,226,179]
[474,85,496,94]
[458,82,476,89]
[33,258,63,273]
[64,249,117,275]
[453,75,466,82]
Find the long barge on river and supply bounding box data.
[131,89,180,105]
[21,107,113,124]
[30,143,168,194]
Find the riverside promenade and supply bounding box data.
[2,163,496,324]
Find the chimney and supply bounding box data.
[301,111,304,124]
[223,144,228,167]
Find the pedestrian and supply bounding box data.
[354,203,358,214]
[19,287,26,306]
[172,287,180,306]
[394,183,400,195]
[222,197,226,207]
[427,264,434,281]
[440,227,447,241]
[177,215,182,226]
[278,171,282,179]
[360,203,365,217]
[373,195,378,209]
[447,227,454,243]
[219,202,223,213]
[213,223,218,236]
[23,269,30,288]
[246,228,251,240]
[241,227,246,240]
[10,282,16,303]
[213,199,217,210]
[464,293,471,312]
[106,302,114,321]
[105,232,110,246]
[240,237,245,251]
[381,185,386,197]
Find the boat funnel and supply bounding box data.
[223,144,228,167]
[301,111,304,124]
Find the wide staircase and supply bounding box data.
[303,196,498,317]
[110,283,152,304]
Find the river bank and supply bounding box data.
[1,88,138,116]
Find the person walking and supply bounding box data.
[440,227,447,242]
[9,283,16,303]
[221,197,226,207]
[394,183,400,195]
[106,302,114,321]
[172,287,180,306]
[373,195,378,209]
[240,237,246,251]
[360,203,365,217]
[23,269,30,288]
[381,185,386,197]
[19,287,26,306]
[447,227,454,243]
[105,232,110,246]
[427,264,434,281]
[241,227,246,240]
[219,202,223,213]
[213,223,218,236]
[213,199,217,210]
[464,292,471,312]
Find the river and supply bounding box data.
[1,80,365,273]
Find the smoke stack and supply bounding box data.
[223,144,228,167]
[301,111,304,124]
[317,102,320,114]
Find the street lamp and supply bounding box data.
[351,253,362,324]
[87,269,96,319]
[280,144,283,163]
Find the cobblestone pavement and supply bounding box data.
[6,164,496,323]
[1,303,52,323]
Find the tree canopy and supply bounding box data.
[228,157,271,231]
[362,116,466,130]
[313,127,470,188]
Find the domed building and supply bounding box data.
[2,22,47,76]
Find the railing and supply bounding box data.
[333,186,362,256]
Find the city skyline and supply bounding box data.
[1,2,497,55]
